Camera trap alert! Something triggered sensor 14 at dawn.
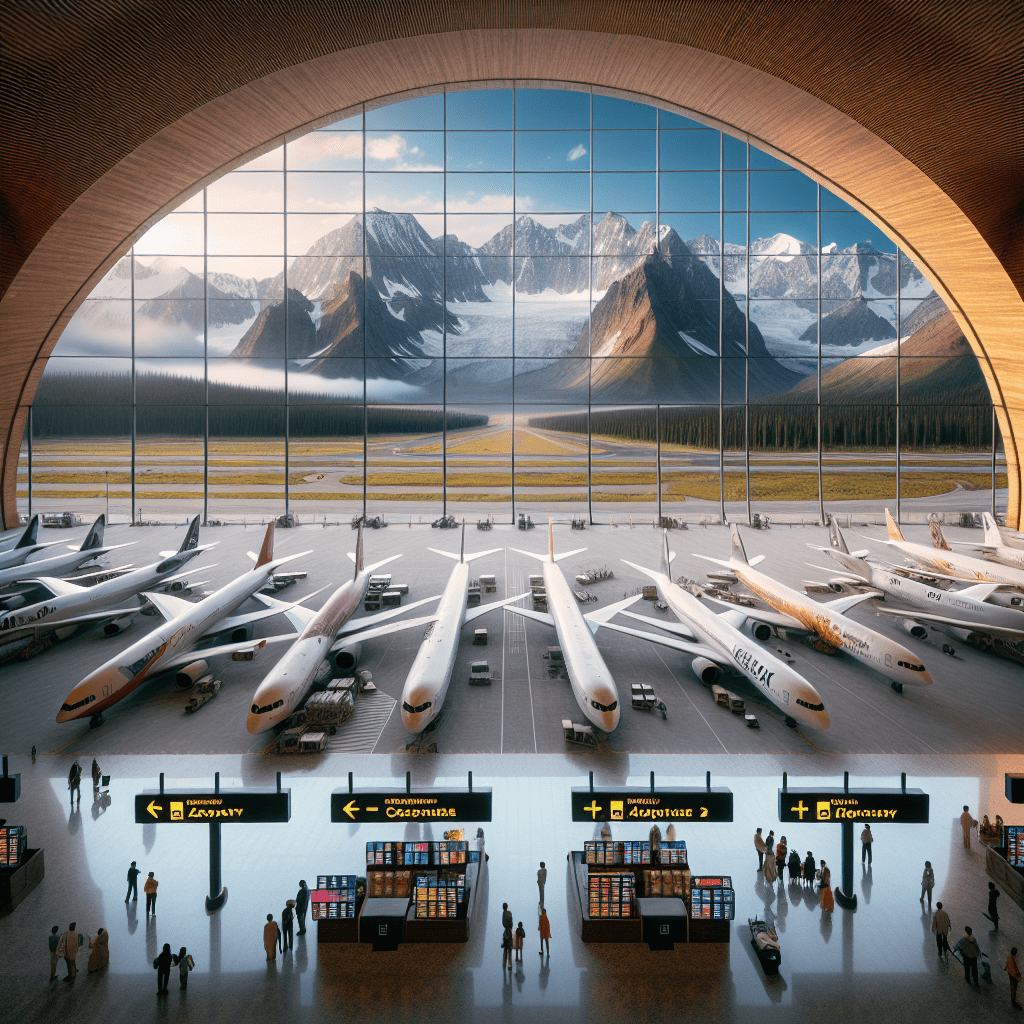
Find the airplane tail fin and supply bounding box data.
[829,518,850,554]
[729,523,750,566]
[254,521,276,568]
[354,522,364,580]
[15,515,39,549]
[461,521,465,564]
[80,515,105,551]
[549,519,555,562]
[179,516,201,552]
[884,508,906,543]
[661,530,675,578]
[929,515,951,551]
[982,512,1003,549]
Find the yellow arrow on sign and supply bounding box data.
[343,799,360,820]
[147,800,163,818]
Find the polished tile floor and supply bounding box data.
[1,753,1022,1023]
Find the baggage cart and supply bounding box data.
[562,720,596,746]
[469,661,492,685]
[473,629,488,646]
[303,690,354,734]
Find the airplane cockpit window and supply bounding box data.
[591,699,618,713]
[403,700,433,714]
[795,698,825,711]
[61,693,97,712]
[897,661,926,672]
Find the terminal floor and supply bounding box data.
[0,753,1022,1024]
[1,522,1022,760]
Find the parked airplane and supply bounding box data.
[0,515,131,591]
[0,516,210,661]
[943,512,1024,572]
[695,524,932,692]
[590,532,829,729]
[400,526,530,735]
[506,521,640,732]
[810,519,1024,651]
[0,516,62,571]
[878,509,1024,588]
[246,525,443,734]
[57,521,309,726]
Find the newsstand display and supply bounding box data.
[0,823,43,913]
[313,873,363,942]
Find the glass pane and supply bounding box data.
[36,358,132,405]
[748,301,819,363]
[288,407,364,518]
[288,360,366,401]
[445,132,513,172]
[136,410,205,522]
[659,172,719,212]
[445,88,513,131]
[208,359,285,404]
[448,215,511,253]
[515,173,590,212]
[54,300,132,357]
[899,251,937,297]
[821,211,896,253]
[822,407,896,512]
[512,358,589,404]
[659,406,722,520]
[365,131,443,171]
[514,405,589,518]
[89,256,134,300]
[208,408,286,520]
[748,256,818,300]
[515,215,590,257]
[814,298,896,357]
[365,213,442,255]
[659,213,719,250]
[445,359,513,404]
[134,360,205,406]
[515,131,590,171]
[207,214,284,256]
[593,131,656,171]
[365,173,444,212]
[591,406,657,521]
[237,147,284,172]
[135,213,204,255]
[749,149,791,171]
[206,173,283,212]
[660,129,719,171]
[593,213,654,255]
[514,88,589,130]
[286,173,362,212]
[748,358,812,401]
[287,132,362,171]
[446,173,514,212]
[749,212,817,253]
[593,94,656,129]
[723,136,747,170]
[723,172,747,211]
[445,406,511,522]
[15,417,28,520]
[593,173,655,211]
[365,358,443,405]
[365,403,444,520]
[134,300,205,357]
[446,261,512,356]
[365,94,443,130]
[749,171,817,211]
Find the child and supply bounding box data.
[172,946,193,989]
[514,921,525,962]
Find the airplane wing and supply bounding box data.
[0,606,143,642]
[464,592,533,623]
[871,604,1024,641]
[254,592,318,632]
[140,591,196,621]
[159,633,299,671]
[2,575,87,599]
[591,617,719,661]
[869,559,986,586]
[214,585,330,635]
[619,609,698,643]
[583,595,644,634]
[329,613,439,650]
[699,593,812,633]
[336,594,442,635]
[822,591,883,614]
[504,605,555,628]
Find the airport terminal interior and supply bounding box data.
[1,3,1022,1023]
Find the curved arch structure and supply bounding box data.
[2,4,1021,527]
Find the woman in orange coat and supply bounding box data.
[819,861,834,913]
[538,908,551,955]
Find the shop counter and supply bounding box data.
[0,848,44,915]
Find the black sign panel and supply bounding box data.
[778,788,929,824]
[331,789,492,823]
[135,789,290,823]
[571,788,733,822]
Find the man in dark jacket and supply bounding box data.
[295,880,310,935]
[125,860,140,903]
[281,901,295,952]
[154,943,173,994]
[985,882,1000,929]
[960,926,981,986]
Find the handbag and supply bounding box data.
[185,954,194,971]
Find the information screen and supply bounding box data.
[778,788,929,824]
[1006,825,1024,867]
[571,788,733,822]
[0,825,25,867]
[135,790,290,823]
[333,789,492,822]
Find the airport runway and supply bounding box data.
[1,519,1021,760]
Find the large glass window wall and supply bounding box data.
[22,85,1000,525]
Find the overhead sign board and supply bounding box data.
[135,789,291,823]
[778,788,929,824]
[570,788,733,822]
[331,789,492,823]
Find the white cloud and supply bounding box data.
[566,144,588,162]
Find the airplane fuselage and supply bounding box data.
[656,574,830,729]
[246,572,368,733]
[0,545,110,590]
[735,564,932,686]
[58,564,277,722]
[542,560,620,732]
[891,539,1024,588]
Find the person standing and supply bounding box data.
[91,759,101,791]
[1003,946,1021,1010]
[154,942,173,993]
[58,922,80,981]
[144,871,158,916]
[775,837,788,883]
[861,824,873,864]
[173,946,192,989]
[960,926,981,986]
[281,900,295,952]
[803,851,815,887]
[960,805,977,850]
[765,830,775,857]
[788,848,802,882]
[295,880,310,935]
[264,914,281,961]
[754,828,766,871]
[87,928,108,972]
[986,881,1000,929]
[501,922,513,970]
[931,902,951,957]
[538,908,551,956]
[501,902,513,930]
[920,861,935,907]
[68,761,82,806]
[819,861,834,913]
[47,925,60,981]
[514,921,525,962]
[763,845,777,884]
[537,862,547,907]
[125,861,140,903]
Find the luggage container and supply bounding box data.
[562,720,596,746]
[303,690,354,734]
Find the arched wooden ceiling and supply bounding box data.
[1,0,1021,527]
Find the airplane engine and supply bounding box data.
[102,616,133,637]
[175,659,210,689]
[691,657,720,684]
[229,623,254,644]
[330,642,362,674]
[900,619,928,641]
[749,620,772,642]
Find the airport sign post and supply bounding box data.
[135,772,291,911]
[571,772,734,822]
[331,772,492,823]
[778,772,929,910]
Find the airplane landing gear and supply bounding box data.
[784,716,797,728]
[89,712,104,728]
[890,681,904,694]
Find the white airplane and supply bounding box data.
[589,531,829,730]
[810,519,1024,650]
[506,521,640,732]
[0,515,210,660]
[878,509,1024,587]
[57,521,309,727]
[945,512,1024,571]
[0,515,131,590]
[695,524,932,692]
[0,516,62,571]
[401,526,530,735]
[246,524,444,734]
